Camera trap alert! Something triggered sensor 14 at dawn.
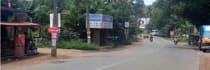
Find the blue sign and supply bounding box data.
[88,14,113,29]
[103,15,113,22]
[89,14,102,21]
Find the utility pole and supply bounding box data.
[86,2,91,44]
[51,0,58,57]
[7,0,11,8]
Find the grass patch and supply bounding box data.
[57,40,99,50]
[36,39,99,50]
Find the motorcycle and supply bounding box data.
[150,36,153,42]
[173,37,178,45]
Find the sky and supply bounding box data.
[144,0,156,6]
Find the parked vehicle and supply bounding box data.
[199,25,210,52]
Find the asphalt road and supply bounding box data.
[19,37,199,70]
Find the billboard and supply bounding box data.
[89,14,113,29]
[138,18,150,29]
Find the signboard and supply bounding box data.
[125,22,129,28]
[89,14,113,29]
[138,18,150,29]
[48,27,59,33]
[50,13,61,27]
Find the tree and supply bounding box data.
[2,0,145,43]
[147,0,208,37]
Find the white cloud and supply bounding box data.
[144,0,156,5]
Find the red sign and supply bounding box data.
[48,27,59,33]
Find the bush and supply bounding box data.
[179,36,188,42]
[57,40,99,50]
[122,36,137,45]
[106,35,137,47]
[36,41,50,48]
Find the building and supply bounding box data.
[1,6,39,59]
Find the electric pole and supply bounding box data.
[86,2,91,44]
[51,0,58,57]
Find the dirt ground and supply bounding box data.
[1,48,106,70]
[199,52,210,70]
[1,38,142,70]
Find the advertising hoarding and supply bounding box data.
[89,14,113,29]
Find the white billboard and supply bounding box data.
[138,17,150,28]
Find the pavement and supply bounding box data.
[14,37,199,70]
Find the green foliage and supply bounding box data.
[148,0,209,30]
[57,40,99,50]
[36,39,99,50]
[179,36,188,42]
[147,0,200,37]
[6,0,144,48]
[36,41,50,48]
[122,36,138,45]
[25,0,143,41]
[106,35,137,47]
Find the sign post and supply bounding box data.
[125,22,129,39]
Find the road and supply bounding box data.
[18,37,199,70]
